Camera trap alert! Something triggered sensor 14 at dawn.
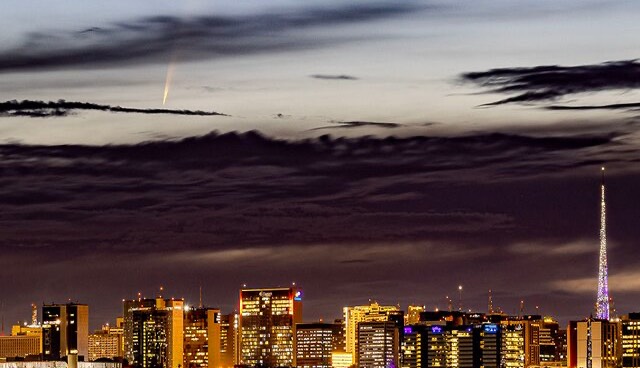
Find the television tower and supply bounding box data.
[596,167,610,320]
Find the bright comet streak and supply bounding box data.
[162,60,176,106]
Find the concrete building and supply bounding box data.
[123,297,184,368]
[295,323,333,368]
[357,321,399,368]
[575,319,622,368]
[42,303,89,360]
[622,313,640,368]
[239,287,302,367]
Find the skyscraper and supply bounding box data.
[41,303,89,360]
[295,322,333,368]
[239,287,302,367]
[123,297,184,368]
[357,321,399,368]
[576,319,622,368]
[596,167,610,321]
[343,301,401,358]
[219,312,239,368]
[183,307,220,368]
[621,313,640,368]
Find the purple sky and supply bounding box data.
[1,0,640,329]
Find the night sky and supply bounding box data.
[1,0,640,329]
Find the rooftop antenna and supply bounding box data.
[31,303,38,326]
[199,286,203,309]
[458,285,463,312]
[519,300,525,317]
[488,289,494,314]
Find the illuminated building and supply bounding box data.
[239,287,302,367]
[567,321,578,368]
[88,324,124,361]
[576,319,621,368]
[219,313,239,368]
[123,297,184,368]
[42,303,89,360]
[332,319,346,353]
[406,306,425,326]
[501,325,524,368]
[500,319,540,367]
[357,321,399,368]
[621,313,640,368]
[344,301,401,356]
[401,325,428,368]
[539,317,562,363]
[0,336,40,359]
[425,325,447,368]
[441,324,501,368]
[295,323,333,368]
[183,307,220,368]
[332,351,354,368]
[445,328,473,368]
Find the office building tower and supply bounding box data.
[42,303,89,360]
[357,321,399,368]
[183,307,220,368]
[295,323,333,368]
[344,301,401,357]
[239,287,302,367]
[442,324,500,368]
[576,319,622,368]
[539,317,562,363]
[445,328,473,368]
[88,324,124,361]
[500,319,540,367]
[219,313,239,368]
[332,351,354,368]
[332,319,346,353]
[401,325,428,368]
[123,297,184,368]
[622,313,640,368]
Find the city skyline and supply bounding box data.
[1,0,640,341]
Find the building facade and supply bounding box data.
[239,287,302,367]
[42,303,89,360]
[622,313,640,368]
[123,297,184,368]
[357,321,399,368]
[295,323,333,368]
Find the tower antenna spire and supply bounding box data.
[596,166,610,320]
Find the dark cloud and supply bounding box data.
[0,3,419,73]
[461,59,640,106]
[1,129,640,327]
[546,102,640,111]
[309,121,402,130]
[310,74,359,81]
[0,99,226,118]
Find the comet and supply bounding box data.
[162,60,176,106]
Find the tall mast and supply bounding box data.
[596,167,610,320]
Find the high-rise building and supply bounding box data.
[401,325,428,368]
[500,318,540,368]
[576,319,622,368]
[357,321,399,368]
[88,324,124,361]
[183,307,220,368]
[621,313,640,368]
[539,317,562,363]
[239,287,302,367]
[332,351,354,368]
[344,301,401,358]
[219,313,239,368]
[42,303,89,360]
[596,167,610,321]
[295,323,333,368]
[332,319,346,353]
[425,325,447,368]
[123,297,184,368]
[445,328,473,368]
